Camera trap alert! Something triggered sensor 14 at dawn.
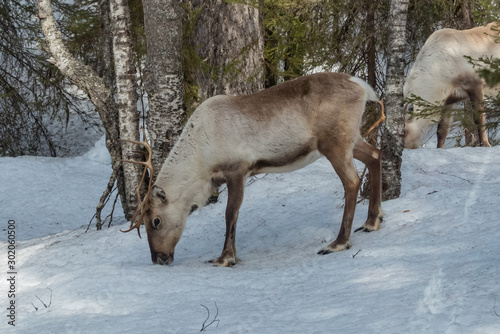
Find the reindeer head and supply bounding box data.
[143,184,193,265]
[121,131,187,265]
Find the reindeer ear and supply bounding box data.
[152,185,167,203]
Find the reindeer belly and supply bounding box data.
[252,149,323,175]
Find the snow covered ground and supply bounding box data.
[1,137,499,333]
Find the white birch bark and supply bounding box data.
[109,0,141,218]
[380,0,409,200]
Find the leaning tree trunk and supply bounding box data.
[142,0,186,178]
[380,0,409,200]
[191,0,264,99]
[37,0,140,225]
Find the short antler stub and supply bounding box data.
[365,100,385,135]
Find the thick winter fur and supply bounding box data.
[144,72,384,266]
[404,22,500,148]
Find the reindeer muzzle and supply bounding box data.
[152,252,174,265]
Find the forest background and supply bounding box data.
[1,0,499,227]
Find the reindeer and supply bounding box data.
[404,22,500,149]
[123,72,385,267]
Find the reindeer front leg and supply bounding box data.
[209,172,246,267]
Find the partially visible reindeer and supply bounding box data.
[404,22,500,149]
[123,72,385,267]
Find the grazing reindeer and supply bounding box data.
[404,22,500,149]
[123,72,384,267]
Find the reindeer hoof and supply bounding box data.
[355,215,384,233]
[208,256,241,267]
[318,241,352,255]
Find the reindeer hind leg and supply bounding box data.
[451,73,491,147]
[468,83,491,147]
[317,142,360,254]
[437,114,453,149]
[352,138,384,233]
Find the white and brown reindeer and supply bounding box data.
[404,22,500,149]
[123,72,385,267]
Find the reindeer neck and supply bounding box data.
[154,117,213,209]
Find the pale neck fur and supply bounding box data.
[153,111,214,210]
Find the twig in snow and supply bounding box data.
[246,173,268,187]
[92,170,118,231]
[200,302,220,332]
[406,155,473,184]
[435,170,473,184]
[494,297,500,317]
[107,190,120,227]
[32,288,53,311]
[86,184,118,232]
[406,155,427,174]
[352,249,362,258]
[86,212,97,233]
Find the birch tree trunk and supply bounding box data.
[37,0,139,223]
[109,0,141,219]
[191,0,264,99]
[142,0,186,177]
[380,0,409,200]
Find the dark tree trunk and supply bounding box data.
[366,1,377,90]
[191,0,264,98]
[142,0,186,178]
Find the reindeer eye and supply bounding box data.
[153,218,161,229]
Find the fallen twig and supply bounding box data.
[494,297,500,317]
[352,249,362,258]
[32,288,53,311]
[200,302,220,332]
[107,190,120,228]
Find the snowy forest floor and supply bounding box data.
[1,137,500,333]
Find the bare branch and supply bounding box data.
[107,190,121,228]
[200,302,220,332]
[33,288,52,310]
